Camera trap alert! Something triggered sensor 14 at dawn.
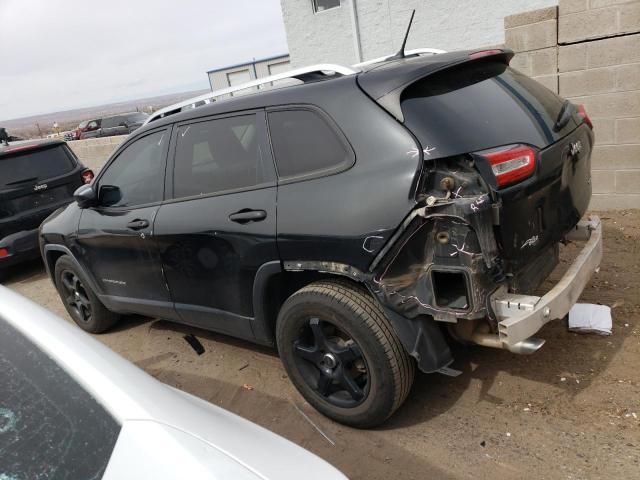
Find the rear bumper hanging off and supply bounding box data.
[487,216,602,351]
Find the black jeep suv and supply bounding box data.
[0,138,94,278]
[40,49,600,427]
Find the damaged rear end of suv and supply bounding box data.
[360,49,601,377]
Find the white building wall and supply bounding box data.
[280,1,359,66]
[207,55,290,92]
[280,0,559,67]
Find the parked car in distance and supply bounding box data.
[40,48,601,428]
[79,112,149,140]
[74,119,94,140]
[0,286,346,479]
[0,139,93,279]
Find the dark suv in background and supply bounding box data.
[78,112,148,139]
[0,139,93,278]
[40,48,600,427]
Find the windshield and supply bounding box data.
[0,318,119,479]
[0,145,75,188]
[401,61,577,159]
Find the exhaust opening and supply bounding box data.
[432,270,469,310]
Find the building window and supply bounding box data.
[313,0,340,13]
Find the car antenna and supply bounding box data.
[388,9,416,61]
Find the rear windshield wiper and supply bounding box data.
[4,177,39,186]
[553,100,573,132]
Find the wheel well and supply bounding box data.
[45,250,65,279]
[261,270,369,342]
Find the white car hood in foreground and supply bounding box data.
[0,286,346,480]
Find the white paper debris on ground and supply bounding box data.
[568,303,612,335]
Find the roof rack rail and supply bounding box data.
[352,48,447,69]
[144,63,357,125]
[143,47,446,125]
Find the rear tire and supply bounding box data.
[276,279,414,428]
[54,255,119,333]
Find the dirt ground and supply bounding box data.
[3,210,639,480]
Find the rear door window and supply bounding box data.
[172,113,274,198]
[0,145,76,188]
[0,318,120,479]
[267,109,353,180]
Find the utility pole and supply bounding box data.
[348,0,363,63]
[36,122,42,138]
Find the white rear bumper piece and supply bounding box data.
[491,216,603,349]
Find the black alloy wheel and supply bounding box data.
[292,317,369,408]
[60,270,92,323]
[54,255,120,333]
[276,280,415,428]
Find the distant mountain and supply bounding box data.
[1,89,209,138]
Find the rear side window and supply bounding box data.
[173,114,272,198]
[267,109,353,179]
[101,116,120,129]
[98,130,168,207]
[0,319,119,479]
[0,145,76,188]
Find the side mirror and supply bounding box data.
[98,185,122,207]
[74,184,97,209]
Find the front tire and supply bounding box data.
[54,255,119,333]
[276,279,414,428]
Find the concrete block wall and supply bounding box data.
[67,136,126,172]
[559,0,640,209]
[506,0,640,209]
[505,7,559,92]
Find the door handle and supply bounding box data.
[126,219,149,230]
[228,209,267,224]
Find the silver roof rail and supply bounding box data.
[352,48,447,69]
[144,63,357,125]
[144,48,445,125]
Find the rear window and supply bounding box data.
[401,61,576,159]
[0,318,119,479]
[124,113,148,123]
[267,109,353,179]
[0,145,76,188]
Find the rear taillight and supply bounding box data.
[577,104,593,129]
[479,144,537,188]
[0,248,9,258]
[81,169,95,184]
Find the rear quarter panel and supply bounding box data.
[275,78,420,272]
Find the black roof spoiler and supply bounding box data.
[357,48,514,122]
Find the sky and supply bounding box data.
[0,0,289,121]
